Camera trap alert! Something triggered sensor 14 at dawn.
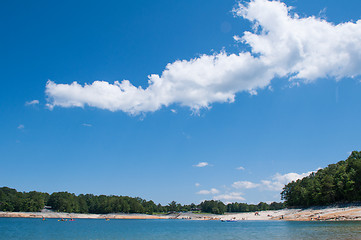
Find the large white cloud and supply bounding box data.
[45,52,272,114]
[237,0,361,81]
[45,0,361,114]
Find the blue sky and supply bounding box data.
[1,0,361,205]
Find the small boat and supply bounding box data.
[222,219,237,222]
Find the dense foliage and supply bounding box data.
[281,151,361,207]
[0,187,285,214]
[0,188,194,214]
[199,200,226,214]
[0,187,49,212]
[47,192,175,214]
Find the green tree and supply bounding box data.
[282,151,361,207]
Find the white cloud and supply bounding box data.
[226,170,317,202]
[213,192,245,201]
[260,171,315,191]
[82,123,92,127]
[232,181,260,189]
[194,162,209,168]
[17,124,24,129]
[236,166,245,170]
[45,0,361,114]
[170,109,177,113]
[45,51,271,114]
[195,183,201,187]
[25,100,39,106]
[232,170,315,193]
[197,188,219,195]
[236,0,361,81]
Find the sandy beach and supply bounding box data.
[0,211,169,219]
[217,204,361,221]
[2,204,361,221]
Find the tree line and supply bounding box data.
[281,151,361,207]
[0,187,284,214]
[198,200,285,214]
[0,187,48,212]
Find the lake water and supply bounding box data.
[1,218,361,239]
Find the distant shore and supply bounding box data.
[2,204,361,221]
[0,211,169,220]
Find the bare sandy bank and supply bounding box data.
[177,205,361,221]
[216,205,361,221]
[272,205,361,221]
[2,205,361,221]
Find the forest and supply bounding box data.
[0,187,284,214]
[281,151,361,207]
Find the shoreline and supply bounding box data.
[0,211,169,220]
[2,205,361,221]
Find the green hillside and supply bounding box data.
[281,151,361,207]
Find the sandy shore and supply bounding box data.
[2,205,361,221]
[217,204,361,221]
[0,211,170,219]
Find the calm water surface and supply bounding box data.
[1,218,361,240]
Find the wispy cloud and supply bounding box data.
[197,188,219,195]
[232,170,317,192]
[45,0,361,114]
[260,171,316,191]
[82,123,92,127]
[236,166,245,170]
[213,192,245,201]
[17,124,25,129]
[203,170,317,202]
[194,162,209,168]
[232,181,260,189]
[25,100,39,106]
[182,131,191,139]
[195,183,201,187]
